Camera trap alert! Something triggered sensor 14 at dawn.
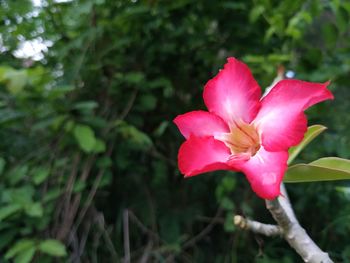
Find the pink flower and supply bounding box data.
[174,57,333,199]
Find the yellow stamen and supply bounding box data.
[217,121,260,156]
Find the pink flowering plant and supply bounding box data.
[174,57,333,199]
[173,57,350,262]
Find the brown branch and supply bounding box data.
[62,154,81,217]
[233,215,282,237]
[128,211,162,243]
[94,209,119,261]
[119,89,138,120]
[67,145,115,246]
[182,208,223,249]
[139,241,153,263]
[56,156,95,241]
[74,169,104,230]
[123,209,131,263]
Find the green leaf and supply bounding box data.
[153,121,169,137]
[0,157,6,175]
[0,66,10,81]
[73,124,96,153]
[335,186,350,197]
[99,170,112,187]
[311,157,350,170]
[73,101,99,111]
[139,94,157,111]
[284,157,350,183]
[93,139,106,153]
[223,213,235,232]
[5,239,35,259]
[97,157,112,168]
[288,125,327,165]
[9,186,35,206]
[0,204,22,221]
[322,23,338,48]
[43,188,62,203]
[0,109,25,125]
[39,239,67,257]
[32,167,50,185]
[4,69,27,95]
[220,197,235,210]
[73,180,86,193]
[0,230,18,250]
[123,72,145,84]
[48,85,75,99]
[76,1,93,15]
[335,7,349,34]
[118,123,152,150]
[7,165,29,185]
[63,120,75,133]
[24,202,43,217]
[14,247,36,263]
[222,176,236,191]
[249,5,265,23]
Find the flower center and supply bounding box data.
[216,121,260,156]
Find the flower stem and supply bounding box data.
[265,185,333,263]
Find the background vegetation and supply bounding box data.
[0,0,350,262]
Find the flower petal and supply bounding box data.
[178,136,232,177]
[203,57,261,125]
[254,80,333,151]
[174,111,229,139]
[239,147,288,199]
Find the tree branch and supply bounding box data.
[183,208,223,249]
[265,185,333,263]
[123,209,131,263]
[233,215,282,237]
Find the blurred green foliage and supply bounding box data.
[0,0,349,262]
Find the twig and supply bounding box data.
[74,169,104,230]
[183,208,223,249]
[150,148,177,167]
[70,142,114,239]
[63,154,81,210]
[139,241,153,263]
[123,209,131,263]
[91,219,102,263]
[69,229,80,263]
[233,215,282,237]
[265,185,333,263]
[196,215,225,224]
[94,210,119,261]
[119,90,138,120]
[78,219,92,259]
[128,211,162,243]
[56,156,95,241]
